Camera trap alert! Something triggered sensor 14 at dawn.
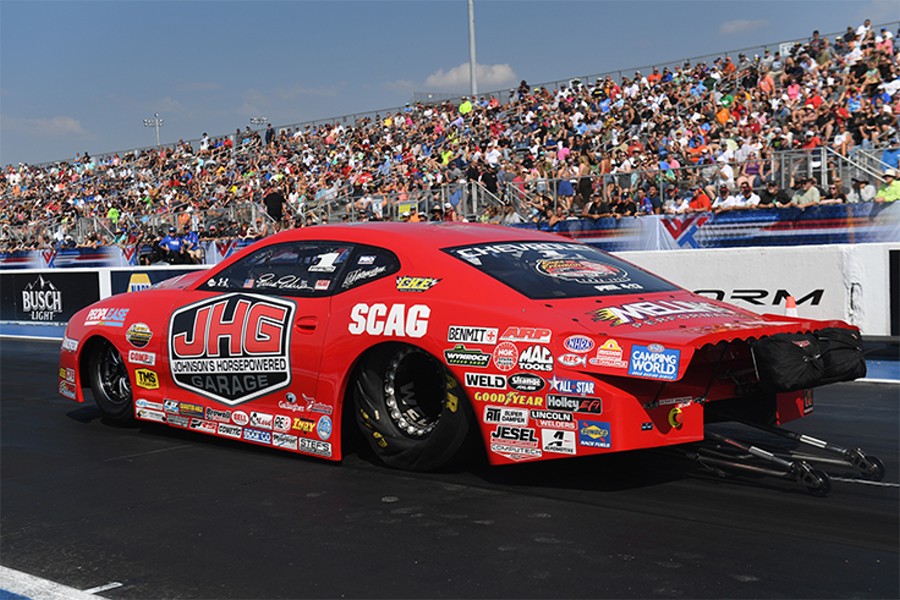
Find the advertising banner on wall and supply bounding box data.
[109,267,209,296]
[0,272,100,324]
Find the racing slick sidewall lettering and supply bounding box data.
[168,293,296,406]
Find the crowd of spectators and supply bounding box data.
[1,19,899,254]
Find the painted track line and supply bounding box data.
[0,565,113,599]
[831,477,899,488]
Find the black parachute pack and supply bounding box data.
[751,328,866,392]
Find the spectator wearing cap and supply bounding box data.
[733,181,762,209]
[711,185,737,213]
[441,202,458,222]
[791,177,821,208]
[158,226,186,263]
[847,176,877,203]
[875,169,900,203]
[582,193,611,220]
[613,191,637,218]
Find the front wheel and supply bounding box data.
[352,344,475,471]
[88,341,134,422]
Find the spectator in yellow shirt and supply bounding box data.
[874,169,900,203]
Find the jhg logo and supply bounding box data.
[169,293,295,405]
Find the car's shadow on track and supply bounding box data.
[64,405,848,498]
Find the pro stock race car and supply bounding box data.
[59,222,880,493]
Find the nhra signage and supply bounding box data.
[168,293,295,405]
[0,272,100,323]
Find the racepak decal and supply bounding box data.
[169,293,295,405]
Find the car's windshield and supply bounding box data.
[443,240,678,299]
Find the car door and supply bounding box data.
[169,241,354,428]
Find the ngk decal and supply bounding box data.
[347,303,430,338]
[492,342,518,372]
[168,293,295,405]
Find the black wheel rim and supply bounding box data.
[97,345,131,407]
[383,348,445,439]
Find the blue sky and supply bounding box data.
[1,0,897,166]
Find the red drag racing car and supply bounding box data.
[58,223,873,486]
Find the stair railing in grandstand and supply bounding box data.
[846,146,895,179]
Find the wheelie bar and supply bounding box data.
[692,430,833,495]
[712,416,886,481]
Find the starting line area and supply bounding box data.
[0,566,119,600]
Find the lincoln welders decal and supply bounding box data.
[168,293,295,405]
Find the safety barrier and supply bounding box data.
[1,243,895,338]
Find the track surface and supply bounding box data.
[1,339,898,599]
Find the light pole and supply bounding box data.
[249,116,268,128]
[468,0,477,97]
[143,113,164,147]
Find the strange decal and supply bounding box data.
[168,293,295,406]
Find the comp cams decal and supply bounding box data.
[168,293,295,406]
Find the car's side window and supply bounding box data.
[337,246,400,292]
[198,242,354,297]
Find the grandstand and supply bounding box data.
[1,19,898,261]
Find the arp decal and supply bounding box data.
[347,303,430,338]
[168,293,295,406]
[628,344,681,381]
[500,327,552,344]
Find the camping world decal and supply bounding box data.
[168,293,295,405]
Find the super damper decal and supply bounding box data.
[169,293,296,405]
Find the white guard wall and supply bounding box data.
[617,243,897,337]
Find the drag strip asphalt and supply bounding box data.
[1,339,897,599]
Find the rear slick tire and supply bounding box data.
[352,344,474,471]
[88,341,134,423]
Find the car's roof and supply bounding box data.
[268,222,566,248]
